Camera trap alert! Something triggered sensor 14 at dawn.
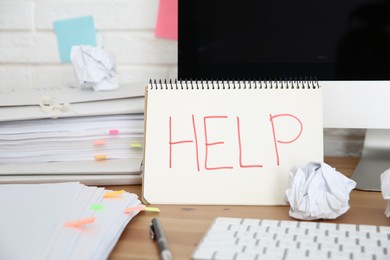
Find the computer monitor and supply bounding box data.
[178,0,390,191]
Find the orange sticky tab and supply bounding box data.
[64,217,95,228]
[124,205,145,214]
[95,155,107,161]
[93,140,106,146]
[103,190,125,198]
[109,129,119,135]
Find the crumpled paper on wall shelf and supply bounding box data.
[285,162,356,220]
[70,45,118,91]
[381,169,390,217]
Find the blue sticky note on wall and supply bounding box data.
[54,16,97,63]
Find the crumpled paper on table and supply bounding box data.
[70,45,118,91]
[285,162,356,220]
[381,169,390,217]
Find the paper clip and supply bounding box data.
[109,129,119,135]
[93,140,106,146]
[64,217,96,228]
[103,190,125,198]
[94,154,107,161]
[124,205,161,214]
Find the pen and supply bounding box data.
[150,218,172,260]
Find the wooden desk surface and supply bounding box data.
[107,157,390,260]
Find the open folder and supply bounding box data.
[0,83,145,185]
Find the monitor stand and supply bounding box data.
[351,129,390,191]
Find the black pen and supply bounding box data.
[150,218,172,260]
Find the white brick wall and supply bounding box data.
[0,0,364,157]
[0,2,33,30]
[0,0,177,90]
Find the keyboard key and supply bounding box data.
[237,237,258,246]
[328,250,352,259]
[375,255,390,260]
[261,247,285,258]
[244,244,267,254]
[298,221,318,229]
[379,226,390,233]
[298,241,318,250]
[338,223,358,232]
[205,230,235,239]
[235,252,258,260]
[235,230,255,238]
[214,250,236,260]
[280,220,299,228]
[276,239,299,249]
[285,248,309,259]
[192,249,215,260]
[261,219,280,227]
[319,222,338,231]
[359,225,378,233]
[242,218,261,226]
[229,223,250,231]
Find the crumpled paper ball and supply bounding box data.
[380,169,390,217]
[285,162,356,220]
[70,45,118,91]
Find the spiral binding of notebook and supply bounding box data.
[149,78,320,90]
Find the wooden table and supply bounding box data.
[107,157,390,259]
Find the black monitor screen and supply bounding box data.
[178,0,390,80]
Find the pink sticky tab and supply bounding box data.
[155,0,178,40]
[109,129,119,135]
[124,205,145,214]
[93,140,106,146]
[64,217,95,228]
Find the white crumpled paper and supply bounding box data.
[380,169,390,217]
[285,162,356,220]
[70,45,118,91]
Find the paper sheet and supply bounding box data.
[285,162,356,220]
[71,45,118,91]
[381,169,390,217]
[0,183,141,259]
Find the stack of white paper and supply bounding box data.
[0,182,142,260]
[0,114,144,164]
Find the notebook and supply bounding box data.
[142,80,323,205]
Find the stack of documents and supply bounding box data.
[0,114,144,164]
[0,182,142,260]
[0,83,146,185]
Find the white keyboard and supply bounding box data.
[192,217,390,260]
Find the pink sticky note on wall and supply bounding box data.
[155,0,178,40]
